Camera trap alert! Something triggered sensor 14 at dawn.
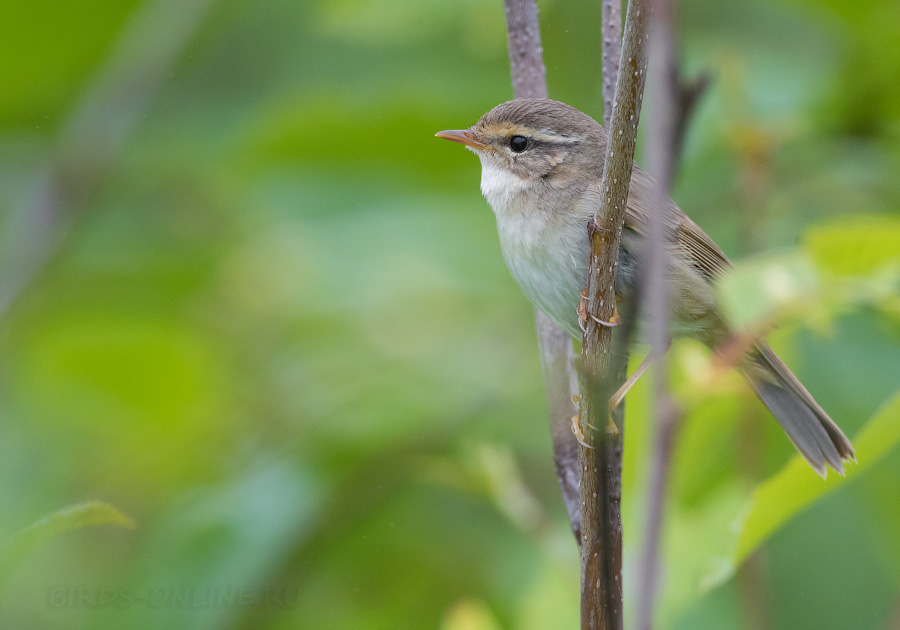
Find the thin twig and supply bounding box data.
[0,0,216,320]
[634,4,715,626]
[537,309,583,538]
[633,0,682,627]
[503,0,584,540]
[732,81,774,630]
[601,0,623,129]
[635,405,678,630]
[504,0,548,100]
[671,69,712,183]
[579,0,650,628]
[634,0,679,625]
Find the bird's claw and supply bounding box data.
[571,414,593,448]
[572,412,618,448]
[577,289,589,332]
[578,289,622,329]
[590,312,620,328]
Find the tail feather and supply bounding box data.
[743,344,855,478]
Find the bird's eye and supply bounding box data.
[509,135,529,153]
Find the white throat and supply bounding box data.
[478,157,532,214]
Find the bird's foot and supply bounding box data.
[586,219,614,238]
[577,289,589,332]
[577,290,621,330]
[591,305,621,328]
[571,415,592,448]
[605,400,621,436]
[571,411,618,448]
[606,414,619,434]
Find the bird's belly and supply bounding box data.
[498,221,588,338]
[499,225,721,343]
[507,244,586,338]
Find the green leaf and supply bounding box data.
[805,215,900,276]
[3,501,135,561]
[441,599,504,630]
[14,500,135,539]
[0,501,135,582]
[704,390,900,588]
[716,253,819,330]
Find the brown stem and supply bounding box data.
[736,551,774,630]
[502,0,583,539]
[601,0,623,129]
[733,83,775,630]
[635,402,679,630]
[634,0,680,628]
[504,0,549,100]
[579,0,650,628]
[671,69,712,184]
[536,309,583,539]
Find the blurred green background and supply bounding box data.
[1,0,899,628]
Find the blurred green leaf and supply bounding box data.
[12,501,136,544]
[805,215,900,276]
[717,253,818,330]
[661,482,749,622]
[0,501,135,578]
[705,389,900,588]
[440,599,503,630]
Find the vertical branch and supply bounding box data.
[537,309,583,538]
[732,77,774,630]
[601,0,622,128]
[671,70,711,182]
[579,1,649,628]
[636,0,680,624]
[634,3,710,627]
[504,0,548,99]
[503,0,583,539]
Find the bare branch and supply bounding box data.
[601,0,623,129]
[635,2,701,627]
[503,0,583,538]
[504,0,549,100]
[579,0,650,627]
[537,310,583,537]
[671,69,712,182]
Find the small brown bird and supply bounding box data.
[437,98,854,477]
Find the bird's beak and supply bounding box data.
[435,129,489,151]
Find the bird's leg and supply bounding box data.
[608,339,672,414]
[578,220,622,330]
[608,354,653,413]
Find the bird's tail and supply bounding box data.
[741,343,855,478]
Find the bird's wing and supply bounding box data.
[624,165,733,281]
[672,215,732,280]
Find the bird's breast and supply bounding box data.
[493,202,590,338]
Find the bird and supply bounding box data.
[436,97,854,477]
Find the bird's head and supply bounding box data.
[436,99,606,207]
